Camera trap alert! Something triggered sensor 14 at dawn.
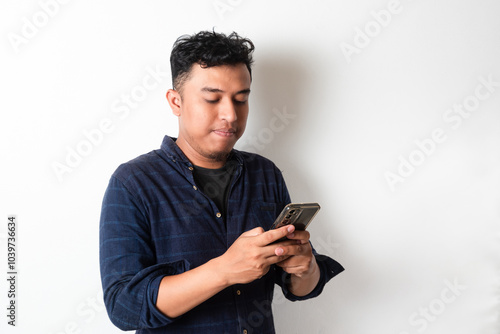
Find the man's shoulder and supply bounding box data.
[111,148,166,183]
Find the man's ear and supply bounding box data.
[166,89,182,116]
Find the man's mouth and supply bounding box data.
[213,128,236,137]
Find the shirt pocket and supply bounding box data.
[250,201,278,230]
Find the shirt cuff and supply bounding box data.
[280,254,344,302]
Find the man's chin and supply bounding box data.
[207,150,231,162]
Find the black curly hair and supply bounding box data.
[170,30,255,93]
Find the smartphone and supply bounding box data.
[270,203,321,232]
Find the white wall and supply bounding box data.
[1,0,499,333]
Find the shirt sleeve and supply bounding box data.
[99,175,189,330]
[275,246,345,301]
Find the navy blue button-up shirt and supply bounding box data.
[99,136,344,333]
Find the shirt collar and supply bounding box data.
[160,135,243,167]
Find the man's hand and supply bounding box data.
[274,230,316,277]
[274,229,321,296]
[216,225,297,285]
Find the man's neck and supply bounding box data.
[175,137,228,169]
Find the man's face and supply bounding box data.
[172,63,251,167]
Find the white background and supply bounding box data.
[1,0,499,333]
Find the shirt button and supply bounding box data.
[188,166,194,171]
[193,185,198,190]
[243,330,248,334]
[236,290,241,295]
[216,212,222,218]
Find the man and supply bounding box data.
[99,31,344,333]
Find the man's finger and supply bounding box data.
[257,225,295,246]
[274,241,311,257]
[284,230,310,243]
[241,226,265,237]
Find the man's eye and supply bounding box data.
[234,100,248,105]
[205,99,219,104]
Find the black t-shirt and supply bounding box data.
[192,160,238,222]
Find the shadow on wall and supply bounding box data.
[244,51,344,247]
[249,50,348,323]
[245,50,333,197]
[243,52,306,159]
[244,52,309,184]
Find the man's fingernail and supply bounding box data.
[287,226,294,233]
[275,248,284,256]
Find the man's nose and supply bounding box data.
[219,99,238,122]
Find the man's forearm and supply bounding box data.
[156,256,228,318]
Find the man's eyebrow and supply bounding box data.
[201,87,223,93]
[201,87,251,95]
[236,88,251,95]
